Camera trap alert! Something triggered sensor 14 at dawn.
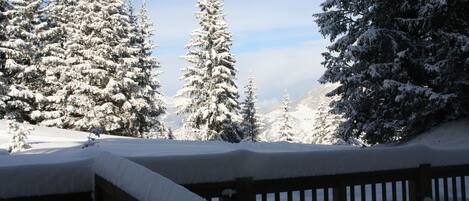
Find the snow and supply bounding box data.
[94,152,204,201]
[260,84,341,143]
[0,153,94,199]
[132,144,469,184]
[0,119,469,198]
[407,118,469,148]
[0,120,355,157]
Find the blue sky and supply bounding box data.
[135,0,327,107]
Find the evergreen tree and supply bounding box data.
[314,0,469,144]
[0,0,43,122]
[0,0,9,118]
[42,0,162,136]
[7,121,33,153]
[167,127,175,140]
[278,92,294,142]
[30,0,75,127]
[310,97,345,145]
[178,0,241,142]
[240,75,262,142]
[135,0,166,138]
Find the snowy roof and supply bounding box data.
[0,120,355,158]
[0,119,469,199]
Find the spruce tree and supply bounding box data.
[240,75,262,142]
[45,0,162,136]
[0,0,43,122]
[278,92,294,142]
[134,0,166,138]
[314,0,469,144]
[0,0,9,118]
[178,0,241,142]
[7,121,33,153]
[310,97,345,145]
[30,0,75,127]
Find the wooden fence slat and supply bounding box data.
[462,176,467,201]
[452,177,458,201]
[275,192,280,201]
[402,180,407,201]
[300,190,305,201]
[361,184,366,201]
[382,183,387,201]
[434,179,440,201]
[324,188,329,201]
[262,193,267,201]
[444,177,449,201]
[313,189,317,201]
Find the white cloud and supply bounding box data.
[146,0,323,44]
[159,39,328,101]
[225,0,322,34]
[236,40,328,100]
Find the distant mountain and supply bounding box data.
[163,84,343,143]
[161,97,186,131]
[259,84,340,143]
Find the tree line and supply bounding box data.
[0,0,263,142]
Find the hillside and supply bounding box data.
[162,84,342,142]
[164,84,341,142]
[259,84,340,143]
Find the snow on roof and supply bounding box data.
[407,118,469,148]
[133,144,469,184]
[0,120,355,158]
[94,152,204,201]
[0,156,94,199]
[0,119,468,198]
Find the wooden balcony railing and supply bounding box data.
[183,164,469,201]
[2,163,469,201]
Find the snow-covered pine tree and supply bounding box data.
[278,92,294,142]
[178,0,241,142]
[420,0,469,123]
[0,0,9,118]
[7,121,33,153]
[240,75,262,142]
[46,0,163,137]
[30,0,76,127]
[310,97,345,145]
[134,0,166,138]
[167,127,175,140]
[314,0,468,144]
[0,0,43,122]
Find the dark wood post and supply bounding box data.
[414,164,432,201]
[333,182,347,201]
[235,177,256,201]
